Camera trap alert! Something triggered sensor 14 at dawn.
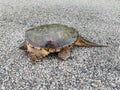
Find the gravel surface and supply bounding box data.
[0,0,120,90]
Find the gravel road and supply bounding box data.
[0,0,120,90]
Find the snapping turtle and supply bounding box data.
[19,24,106,63]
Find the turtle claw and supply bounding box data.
[58,47,70,60]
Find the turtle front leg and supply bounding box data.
[27,44,50,63]
[58,47,71,60]
[28,52,38,64]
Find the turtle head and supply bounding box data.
[19,41,27,50]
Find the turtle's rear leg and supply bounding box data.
[75,35,107,47]
[58,47,71,60]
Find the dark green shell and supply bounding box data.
[25,24,79,49]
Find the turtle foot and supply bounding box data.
[58,47,70,60]
[28,52,38,64]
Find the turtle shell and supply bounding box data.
[25,24,79,49]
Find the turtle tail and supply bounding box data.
[75,35,108,47]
